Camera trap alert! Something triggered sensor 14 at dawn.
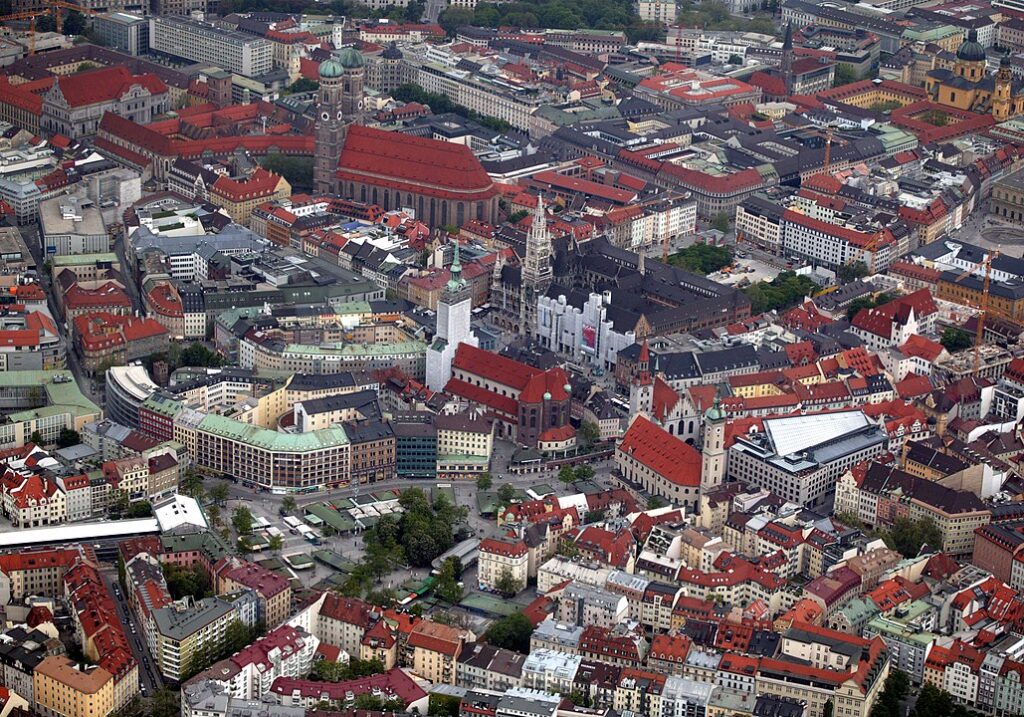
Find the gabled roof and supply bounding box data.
[337,125,496,198]
[618,416,701,487]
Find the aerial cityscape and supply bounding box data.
[1,3,1024,717]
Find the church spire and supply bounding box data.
[519,194,553,335]
[445,239,466,293]
[781,22,794,96]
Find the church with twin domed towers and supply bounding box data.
[313,47,500,227]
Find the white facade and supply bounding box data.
[426,276,477,392]
[536,290,636,370]
[149,17,272,77]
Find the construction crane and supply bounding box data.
[0,2,100,55]
[841,227,887,277]
[953,250,999,376]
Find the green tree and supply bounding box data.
[837,261,869,283]
[435,556,464,603]
[574,465,595,482]
[428,693,461,717]
[126,501,153,518]
[232,506,254,535]
[180,469,205,499]
[78,62,98,72]
[56,428,81,448]
[833,64,858,87]
[497,483,517,506]
[584,508,607,523]
[353,694,406,711]
[845,292,896,321]
[180,343,224,368]
[869,669,909,717]
[880,517,943,558]
[162,563,212,601]
[207,504,222,528]
[483,612,533,654]
[558,465,576,486]
[268,534,284,553]
[495,568,523,596]
[909,683,954,717]
[281,495,298,515]
[835,511,864,529]
[668,243,733,274]
[921,109,949,127]
[743,271,818,314]
[438,7,475,34]
[941,327,973,352]
[287,77,319,93]
[208,482,229,506]
[63,11,87,36]
[647,494,666,510]
[712,212,730,233]
[108,490,129,519]
[579,420,601,450]
[29,430,44,446]
[259,155,314,190]
[476,473,493,491]
[149,689,180,717]
[728,53,743,65]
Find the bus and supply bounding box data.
[283,516,303,534]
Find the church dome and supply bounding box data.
[337,46,365,69]
[956,30,985,63]
[319,58,344,79]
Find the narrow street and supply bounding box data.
[99,567,163,696]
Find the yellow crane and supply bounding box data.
[0,2,100,55]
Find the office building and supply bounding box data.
[149,16,272,77]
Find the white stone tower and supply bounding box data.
[426,240,478,392]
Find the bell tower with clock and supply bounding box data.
[314,47,365,196]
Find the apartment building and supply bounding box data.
[212,558,292,629]
[152,598,238,682]
[149,16,272,77]
[477,538,529,594]
[33,657,114,717]
[409,621,470,685]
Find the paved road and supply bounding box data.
[99,567,163,695]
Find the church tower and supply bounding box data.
[993,56,1013,122]
[519,196,553,334]
[781,23,794,96]
[426,240,478,392]
[700,393,727,492]
[629,340,654,418]
[314,48,365,196]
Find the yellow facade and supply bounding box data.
[924,33,1024,121]
[33,657,115,717]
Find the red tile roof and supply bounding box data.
[54,66,167,108]
[63,283,132,312]
[480,537,528,558]
[618,416,701,487]
[212,167,286,202]
[336,125,497,201]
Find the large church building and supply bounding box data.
[314,48,499,226]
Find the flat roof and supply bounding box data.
[0,518,158,548]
